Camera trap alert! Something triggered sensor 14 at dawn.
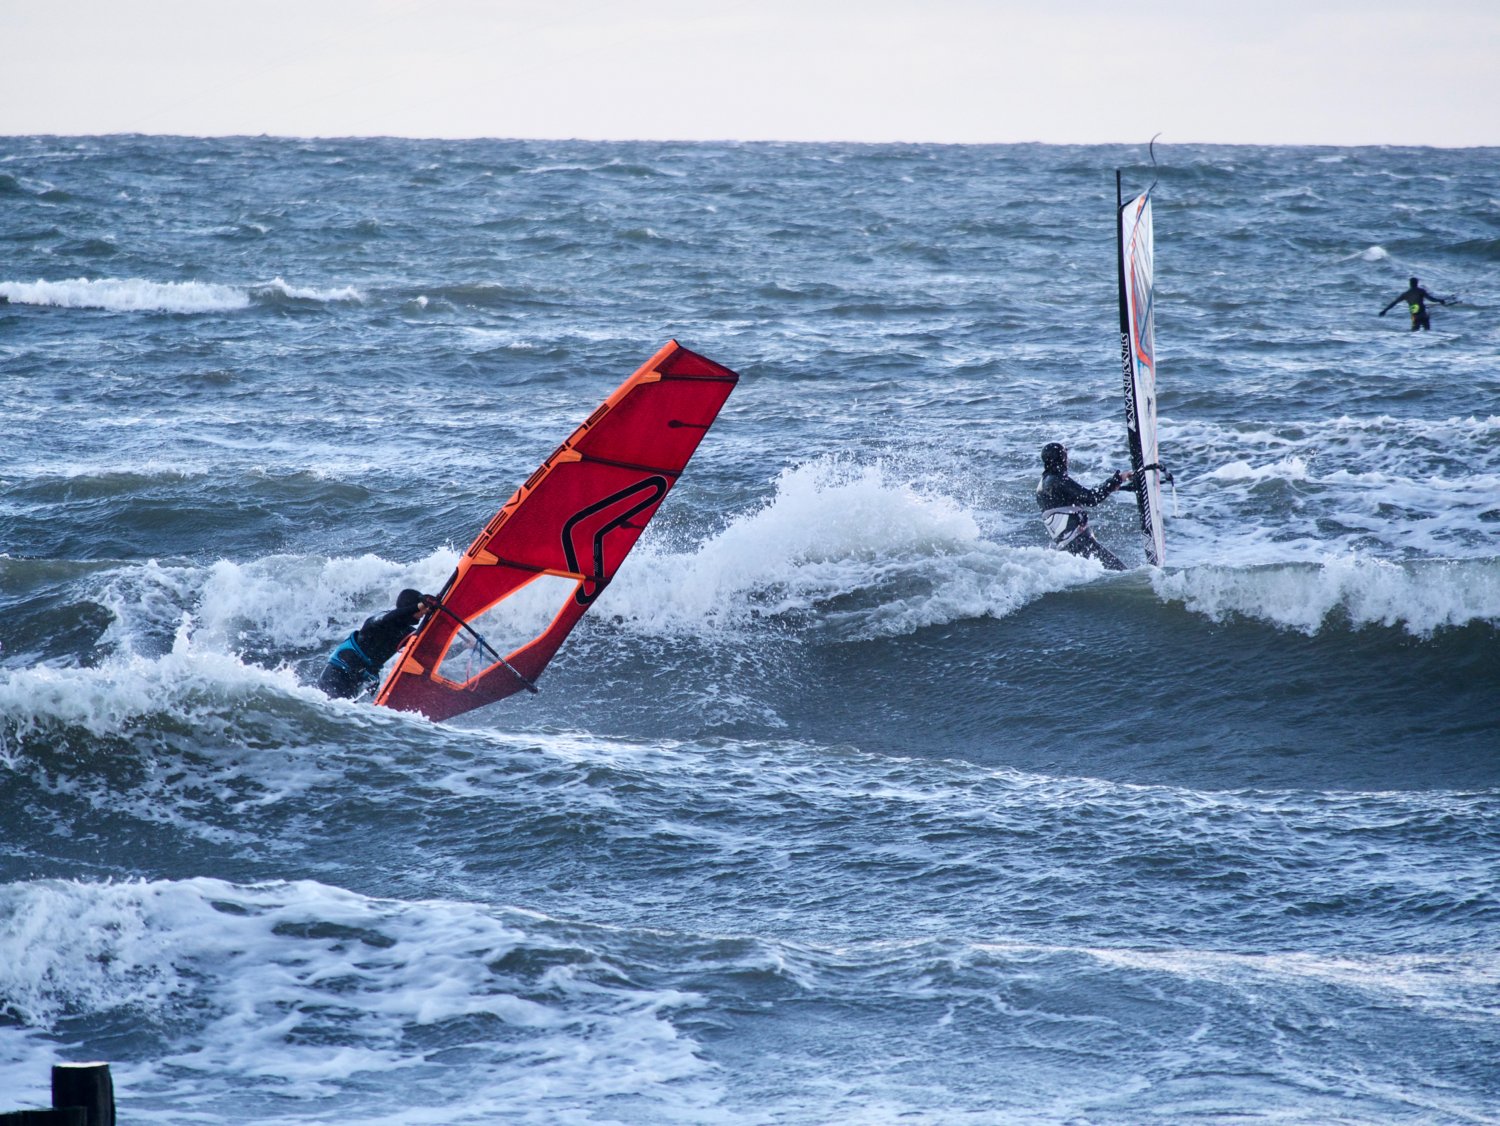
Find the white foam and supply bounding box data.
[0,276,363,312]
[1206,455,1315,483]
[0,276,250,313]
[0,550,460,744]
[1154,413,1500,568]
[608,457,1103,640]
[92,550,459,658]
[191,550,458,650]
[0,878,719,1111]
[1154,556,1500,636]
[1087,945,1500,1020]
[253,276,364,303]
[0,623,301,742]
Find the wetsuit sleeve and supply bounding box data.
[1056,475,1120,507]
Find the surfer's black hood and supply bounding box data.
[1041,443,1068,475]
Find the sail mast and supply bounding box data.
[1116,170,1130,340]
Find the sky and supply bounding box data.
[2,0,1497,147]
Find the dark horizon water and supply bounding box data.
[2,135,1498,1124]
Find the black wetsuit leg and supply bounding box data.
[317,661,365,699]
[1066,533,1127,572]
[1412,310,1430,331]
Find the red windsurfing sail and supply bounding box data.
[375,341,739,721]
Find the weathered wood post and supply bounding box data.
[0,1061,112,1124]
[52,1063,114,1126]
[0,1109,85,1125]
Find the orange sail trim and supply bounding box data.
[375,340,739,721]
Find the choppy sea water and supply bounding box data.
[2,136,1498,1124]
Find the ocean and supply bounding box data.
[1,135,1497,1124]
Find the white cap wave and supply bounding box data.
[612,456,1099,640]
[0,276,362,313]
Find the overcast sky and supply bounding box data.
[2,0,1495,146]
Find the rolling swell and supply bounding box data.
[739,580,1500,792]
[4,719,1493,1120]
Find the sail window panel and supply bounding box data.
[434,573,582,687]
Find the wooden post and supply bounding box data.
[0,1111,87,1125]
[50,1063,114,1126]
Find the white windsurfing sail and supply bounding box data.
[1117,171,1168,566]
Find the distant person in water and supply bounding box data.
[318,588,435,699]
[1380,277,1452,331]
[1035,442,1137,571]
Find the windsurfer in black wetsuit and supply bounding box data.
[1035,442,1137,571]
[318,587,436,699]
[1380,277,1452,331]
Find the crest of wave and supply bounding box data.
[0,618,307,748]
[0,553,462,751]
[251,276,364,303]
[189,550,459,651]
[0,276,363,312]
[615,457,1100,640]
[90,550,458,657]
[1154,556,1500,636]
[0,276,249,312]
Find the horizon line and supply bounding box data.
[4,131,1497,151]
